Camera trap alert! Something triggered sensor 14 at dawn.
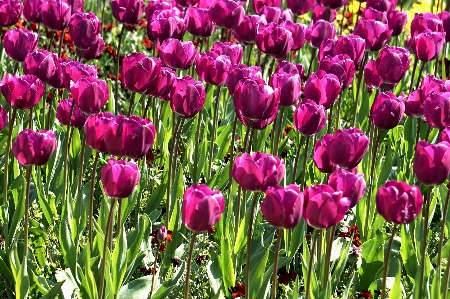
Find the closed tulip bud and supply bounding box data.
[111,0,144,24]
[440,11,450,43]
[12,129,57,166]
[319,54,355,89]
[56,99,87,128]
[67,0,84,13]
[79,34,105,60]
[121,53,162,95]
[237,106,277,130]
[63,60,98,90]
[282,20,310,51]
[209,0,244,29]
[261,185,303,229]
[148,9,186,42]
[405,89,424,119]
[375,45,410,84]
[159,39,197,70]
[84,112,115,152]
[309,20,336,49]
[388,10,407,37]
[4,28,39,63]
[366,0,396,12]
[327,127,369,170]
[354,18,392,52]
[170,76,205,118]
[414,141,450,186]
[362,7,388,23]
[313,134,334,173]
[311,5,337,23]
[182,184,225,232]
[316,0,346,10]
[423,92,450,129]
[411,12,443,37]
[288,0,314,16]
[0,0,23,27]
[0,104,8,131]
[259,6,282,24]
[440,127,450,143]
[185,7,215,38]
[174,0,199,7]
[42,0,71,30]
[233,14,267,45]
[334,35,365,65]
[156,226,167,242]
[226,64,262,96]
[256,22,294,59]
[318,39,336,62]
[304,70,341,109]
[269,70,301,107]
[71,77,109,114]
[303,184,351,229]
[23,50,58,83]
[104,114,156,159]
[69,12,101,50]
[150,67,176,99]
[364,59,387,90]
[329,169,366,209]
[23,0,44,24]
[48,57,70,89]
[232,152,285,191]
[293,99,326,136]
[253,0,280,14]
[376,181,423,224]
[196,51,231,86]
[101,157,141,199]
[234,78,279,121]
[275,61,305,77]
[370,92,405,130]
[145,0,173,21]
[0,73,44,110]
[415,30,445,62]
[211,42,243,65]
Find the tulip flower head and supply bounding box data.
[196,51,231,86]
[287,0,314,16]
[0,104,8,131]
[3,28,39,63]
[0,0,22,27]
[23,0,45,24]
[328,169,366,209]
[170,76,206,118]
[309,20,336,49]
[413,141,450,186]
[0,73,44,110]
[208,0,244,29]
[293,99,327,136]
[261,185,303,229]
[12,130,57,166]
[370,92,405,130]
[84,112,115,152]
[71,76,109,114]
[304,70,341,109]
[121,53,162,95]
[69,12,102,50]
[233,14,267,45]
[111,0,145,24]
[327,127,369,170]
[159,39,197,70]
[23,50,58,83]
[185,7,216,38]
[41,0,72,30]
[255,22,294,60]
[101,157,141,199]
[56,99,87,128]
[313,134,334,173]
[269,69,302,107]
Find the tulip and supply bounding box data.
[388,10,408,37]
[148,9,186,42]
[79,34,105,60]
[370,92,405,130]
[0,73,44,110]
[316,0,346,10]
[237,107,277,130]
[255,22,294,59]
[182,184,225,232]
[311,5,337,23]
[376,181,423,224]
[269,69,301,107]
[23,50,58,83]
[156,226,167,242]
[414,30,445,62]
[375,45,410,85]
[121,53,162,95]
[327,127,369,170]
[12,129,57,166]
[404,89,424,119]
[334,35,365,65]
[211,42,243,65]
[209,0,244,29]
[261,185,303,229]
[309,20,336,49]
[366,0,396,12]
[145,0,173,21]
[84,112,115,152]
[414,141,450,186]
[63,60,98,90]
[275,61,305,77]
[150,67,177,99]
[293,99,327,136]
[410,12,443,37]
[329,169,366,209]
[440,11,450,43]
[440,127,450,143]
[0,104,8,131]
[318,54,355,89]
[196,51,231,86]
[354,18,392,52]
[232,152,285,192]
[41,0,72,30]
[170,76,205,118]
[318,39,335,62]
[313,134,334,173]
[287,0,314,16]
[56,99,87,128]
[303,184,351,229]
[174,0,199,7]
[423,92,450,129]
[0,0,23,27]
[111,0,145,24]
[158,39,197,70]
[226,64,262,97]
[67,0,84,13]
[23,0,44,24]
[48,57,70,89]
[185,7,215,38]
[68,12,101,50]
[3,28,39,63]
[362,7,388,23]
[304,70,341,109]
[283,20,310,51]
[253,0,281,14]
[101,157,141,199]
[233,14,267,45]
[363,60,385,90]
[71,77,109,114]
[259,6,282,24]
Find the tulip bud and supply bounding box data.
[354,18,392,52]
[404,89,424,119]
[0,104,8,131]
[101,157,141,199]
[121,53,162,95]
[423,92,450,129]
[182,184,225,232]
[23,0,44,24]
[196,51,231,86]
[56,99,87,128]
[0,0,23,27]
[370,92,405,130]
[375,45,410,85]
[415,30,445,62]
[3,28,39,63]
[170,76,206,118]
[23,50,58,83]
[209,0,244,29]
[388,10,407,36]
[328,169,366,209]
[158,38,197,70]
[71,77,109,114]
[185,7,216,38]
[79,34,105,60]
[318,54,355,89]
[287,0,314,16]
[69,12,101,50]
[0,73,44,110]
[157,226,167,242]
[414,141,450,186]
[327,127,369,170]
[148,9,186,42]
[256,22,294,60]
[233,14,267,45]
[313,134,334,173]
[12,129,57,166]
[309,20,336,49]
[111,0,145,24]
[42,0,72,31]
[269,69,302,107]
[304,70,341,109]
[84,112,115,152]
[261,185,303,229]
[226,64,262,97]
[211,42,243,65]
[150,67,177,99]
[293,99,327,136]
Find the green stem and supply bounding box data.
[323,225,336,293]
[62,101,75,212]
[243,120,253,153]
[208,85,222,179]
[335,90,344,130]
[193,113,202,182]
[307,47,317,77]
[183,232,198,299]
[245,192,259,299]
[246,43,254,66]
[299,135,311,189]
[88,151,100,252]
[306,229,320,299]
[28,108,33,129]
[116,199,122,237]
[114,25,126,114]
[438,185,450,295]
[3,107,17,207]
[23,166,32,261]
[381,224,398,299]
[416,119,422,145]
[270,229,283,299]
[272,107,285,155]
[128,92,135,116]
[77,133,86,196]
[418,186,432,298]
[99,198,116,299]
[47,31,55,51]
[149,243,161,298]
[57,29,64,57]
[327,106,334,134]
[352,53,368,127]
[409,56,419,93]
[292,135,304,184]
[415,61,426,90]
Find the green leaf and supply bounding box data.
[233,215,247,255]
[206,257,223,298]
[219,237,235,295]
[288,219,306,257]
[356,231,384,290]
[15,260,29,299]
[250,249,269,299]
[400,224,418,279]
[41,281,65,299]
[112,225,127,295]
[215,124,232,163]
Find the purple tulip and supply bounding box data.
[233,14,267,45]
[174,0,199,7]
[304,70,341,109]
[375,45,410,84]
[259,6,282,24]
[287,0,314,16]
[313,134,334,173]
[68,12,101,50]
[370,92,405,130]
[440,11,450,42]
[48,57,70,89]
[63,60,98,90]
[311,5,337,23]
[23,50,58,83]
[255,22,294,59]
[121,53,162,95]
[282,20,310,51]
[79,34,105,60]
[329,169,366,209]
[111,0,144,24]
[364,59,386,90]
[415,30,445,62]
[405,89,424,119]
[0,104,7,131]
[237,107,277,130]
[145,0,172,21]
[232,152,285,192]
[318,39,336,62]
[56,99,87,128]
[150,67,176,99]
[84,112,115,152]
[170,76,205,118]
[303,184,351,229]
[148,9,186,42]
[23,0,44,24]
[293,99,327,136]
[226,64,262,96]
[376,181,423,224]
[0,73,44,110]
[158,39,197,70]
[319,54,356,89]
[316,0,346,10]
[354,18,392,51]
[423,92,450,129]
[261,185,303,229]
[269,69,301,107]
[253,0,281,14]
[388,9,408,36]
[413,141,450,186]
[0,0,23,27]
[209,0,244,29]
[411,12,444,37]
[101,157,141,199]
[406,76,449,119]
[327,127,369,170]
[196,51,231,86]
[362,7,388,23]
[67,0,84,13]
[185,7,215,38]
[334,35,365,65]
[42,0,71,30]
[309,20,336,49]
[3,28,39,63]
[182,184,225,232]
[440,127,450,143]
[211,41,243,65]
[12,130,57,166]
[71,77,109,114]
[366,0,396,12]
[275,61,305,77]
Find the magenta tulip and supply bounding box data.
[410,12,443,37]
[255,22,294,60]
[0,104,7,131]
[111,0,144,24]
[211,42,243,65]
[226,64,262,97]
[318,54,356,89]
[185,7,215,38]
[145,0,172,21]
[0,0,23,27]
[304,70,341,109]
[261,185,303,229]
[370,92,405,130]
[423,92,450,129]
[101,157,141,199]
[293,99,327,136]
[121,53,162,95]
[269,69,302,107]
[84,112,115,152]
[329,169,366,209]
[12,130,57,166]
[68,12,101,50]
[196,51,231,86]
[0,73,44,110]
[253,0,281,14]
[209,0,244,29]
[63,60,98,90]
[41,0,71,30]
[388,10,408,36]
[71,77,109,114]
[288,0,314,16]
[313,134,334,173]
[3,28,39,63]
[170,76,205,118]
[440,11,450,42]
[375,45,410,85]
[23,50,58,83]
[354,18,392,51]
[334,35,365,65]
[327,127,369,170]
[56,99,87,128]
[309,20,336,49]
[415,30,445,62]
[23,0,44,24]
[283,20,310,51]
[233,14,267,45]
[79,34,105,60]
[237,108,277,130]
[414,141,450,186]
[148,9,186,42]
[363,59,387,90]
[150,67,177,99]
[47,57,70,89]
[362,7,388,23]
[366,0,396,12]
[311,5,337,23]
[159,39,197,70]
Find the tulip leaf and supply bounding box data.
[41,281,65,299]
[219,237,235,295]
[206,256,223,298]
[233,213,247,255]
[15,260,30,299]
[356,230,384,290]
[377,140,392,188]
[400,224,419,280]
[249,249,269,299]
[112,225,127,295]
[7,175,25,246]
[288,219,306,257]
[215,124,232,164]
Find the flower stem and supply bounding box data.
[306,229,320,299]
[381,224,398,299]
[352,52,368,127]
[77,133,86,196]
[193,112,203,182]
[299,135,311,189]
[307,47,317,77]
[415,61,426,90]
[23,166,32,261]
[183,232,198,299]
[114,25,126,114]
[415,119,422,145]
[99,198,116,299]
[57,29,64,57]
[208,85,222,179]
[62,101,75,211]
[246,43,254,66]
[409,56,419,93]
[335,90,345,130]
[116,199,122,237]
[292,135,304,184]
[272,107,286,155]
[270,229,283,299]
[417,186,432,298]
[3,107,17,207]
[438,185,450,295]
[88,151,99,252]
[149,243,161,298]
[245,192,259,298]
[323,225,336,293]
